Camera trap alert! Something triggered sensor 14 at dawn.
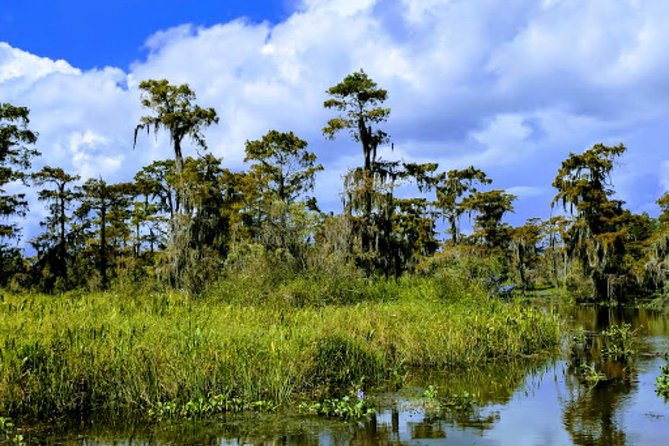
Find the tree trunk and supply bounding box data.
[59,188,67,281]
[100,202,108,290]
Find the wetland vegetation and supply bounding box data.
[2,71,669,443]
[0,275,562,418]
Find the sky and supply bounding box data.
[2,0,669,246]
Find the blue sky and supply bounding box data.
[2,0,669,245]
[1,1,292,69]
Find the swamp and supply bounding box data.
[2,37,669,446]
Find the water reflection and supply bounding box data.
[20,306,669,446]
[561,304,668,446]
[569,305,669,339]
[562,372,632,446]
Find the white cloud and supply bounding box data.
[300,0,377,16]
[3,0,669,247]
[66,130,125,180]
[0,42,79,84]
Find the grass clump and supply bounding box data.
[304,337,381,398]
[0,275,563,419]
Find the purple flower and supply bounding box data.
[356,390,365,400]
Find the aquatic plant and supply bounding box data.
[656,361,669,399]
[148,394,277,419]
[441,391,479,411]
[0,417,23,445]
[601,323,638,362]
[422,385,439,401]
[421,384,440,410]
[421,385,478,411]
[299,386,374,420]
[578,363,607,387]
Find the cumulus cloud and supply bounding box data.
[2,0,669,246]
[0,42,79,84]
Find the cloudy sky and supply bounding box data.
[2,0,669,245]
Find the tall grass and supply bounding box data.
[0,274,563,418]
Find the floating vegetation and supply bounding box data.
[569,322,640,389]
[299,387,375,420]
[656,361,669,399]
[0,417,24,445]
[441,391,479,411]
[578,363,608,387]
[148,395,278,419]
[601,323,638,362]
[421,385,478,412]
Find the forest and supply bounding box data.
[1,70,668,303]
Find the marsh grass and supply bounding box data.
[0,275,563,418]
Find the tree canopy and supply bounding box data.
[0,76,666,303]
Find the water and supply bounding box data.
[17,305,669,445]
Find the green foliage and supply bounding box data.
[656,361,669,399]
[325,70,401,276]
[578,363,607,387]
[422,384,439,403]
[76,179,135,289]
[510,218,543,290]
[658,193,669,225]
[323,69,390,156]
[148,394,277,419]
[299,385,375,420]
[0,417,24,445]
[601,323,638,362]
[462,189,516,249]
[1,76,668,310]
[641,200,669,301]
[30,166,81,291]
[421,385,478,411]
[0,276,563,418]
[552,143,634,301]
[568,322,638,390]
[245,130,323,205]
[134,159,177,219]
[417,244,507,293]
[441,390,479,411]
[540,216,571,289]
[341,160,442,276]
[134,79,218,176]
[0,103,39,284]
[304,337,382,398]
[435,166,491,245]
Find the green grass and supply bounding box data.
[0,275,563,418]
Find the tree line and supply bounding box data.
[1,71,668,302]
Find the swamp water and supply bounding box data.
[15,305,669,445]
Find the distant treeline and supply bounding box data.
[1,71,668,302]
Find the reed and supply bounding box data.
[0,274,563,418]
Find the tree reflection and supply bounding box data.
[562,304,642,446]
[562,373,631,446]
